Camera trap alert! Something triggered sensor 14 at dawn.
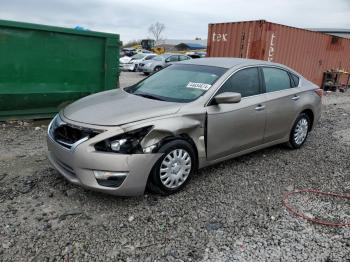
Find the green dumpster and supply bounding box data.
[0,19,120,121]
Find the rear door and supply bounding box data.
[261,67,301,142]
[179,55,191,61]
[206,67,266,160]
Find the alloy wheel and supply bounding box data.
[294,118,309,145]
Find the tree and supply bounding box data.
[148,22,165,43]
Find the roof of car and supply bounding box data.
[177,57,287,69]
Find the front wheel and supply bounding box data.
[154,66,162,72]
[147,140,196,195]
[287,113,311,149]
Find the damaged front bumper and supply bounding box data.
[121,63,136,71]
[47,119,162,196]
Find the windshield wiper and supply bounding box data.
[134,93,165,101]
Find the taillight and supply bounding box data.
[315,89,323,97]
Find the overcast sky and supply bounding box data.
[1,0,349,42]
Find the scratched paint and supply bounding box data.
[267,33,276,62]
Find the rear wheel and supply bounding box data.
[147,140,196,195]
[287,113,310,149]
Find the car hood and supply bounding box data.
[132,59,142,64]
[63,89,181,126]
[120,56,132,64]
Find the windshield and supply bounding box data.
[125,64,227,102]
[131,53,147,59]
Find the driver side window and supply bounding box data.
[166,56,179,62]
[145,55,156,60]
[217,67,260,97]
[179,55,190,61]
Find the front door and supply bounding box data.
[206,67,266,161]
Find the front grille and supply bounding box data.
[55,125,85,145]
[49,116,101,149]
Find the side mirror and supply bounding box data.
[214,92,241,104]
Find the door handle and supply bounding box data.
[255,105,266,111]
[291,95,300,101]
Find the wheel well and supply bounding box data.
[301,109,314,131]
[157,134,199,169]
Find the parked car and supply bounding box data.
[136,49,153,54]
[138,53,191,75]
[120,53,157,71]
[120,48,137,57]
[186,51,206,59]
[47,58,322,196]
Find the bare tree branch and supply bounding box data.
[148,22,165,43]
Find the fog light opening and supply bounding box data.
[93,171,128,187]
[94,171,128,180]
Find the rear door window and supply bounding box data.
[262,67,291,92]
[217,67,261,97]
[290,73,300,87]
[167,55,179,62]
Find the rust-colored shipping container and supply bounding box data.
[207,20,350,86]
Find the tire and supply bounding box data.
[147,140,196,195]
[143,72,150,76]
[154,66,162,72]
[287,113,311,149]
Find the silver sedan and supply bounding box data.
[47,58,322,196]
[138,53,191,74]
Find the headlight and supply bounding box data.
[94,126,153,154]
[110,139,127,151]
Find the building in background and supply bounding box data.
[156,39,207,51]
[308,28,350,39]
[174,42,206,51]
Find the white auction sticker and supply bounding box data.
[186,82,212,90]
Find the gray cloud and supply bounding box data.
[0,0,349,42]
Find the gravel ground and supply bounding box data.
[119,71,145,88]
[0,72,349,261]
